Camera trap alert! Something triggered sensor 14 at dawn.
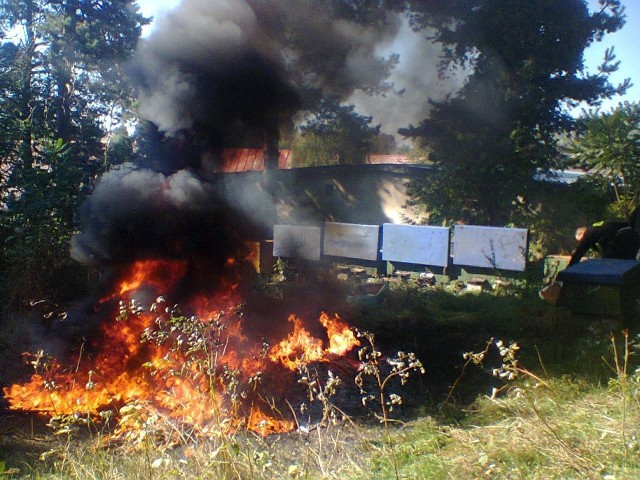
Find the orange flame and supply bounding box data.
[268,315,325,370]
[268,313,360,371]
[3,258,360,438]
[320,312,360,356]
[120,259,188,295]
[246,406,296,435]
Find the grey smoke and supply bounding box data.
[132,1,469,148]
[131,0,404,152]
[348,17,468,141]
[71,165,239,265]
[72,2,468,267]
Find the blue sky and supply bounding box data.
[584,0,639,110]
[135,0,639,112]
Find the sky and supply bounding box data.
[134,0,639,114]
[583,0,640,111]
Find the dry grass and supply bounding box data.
[3,371,640,479]
[378,373,640,479]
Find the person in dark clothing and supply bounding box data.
[568,219,640,266]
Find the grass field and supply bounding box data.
[1,276,639,479]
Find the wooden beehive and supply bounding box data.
[557,259,640,317]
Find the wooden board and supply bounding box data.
[452,225,528,271]
[273,225,322,261]
[323,223,380,261]
[381,224,450,267]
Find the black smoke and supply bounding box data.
[71,0,409,267]
[71,1,459,268]
[70,167,230,260]
[129,0,402,166]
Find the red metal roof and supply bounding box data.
[217,149,409,172]
[219,148,293,173]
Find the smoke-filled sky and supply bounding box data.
[70,0,639,267]
[73,0,456,267]
[135,0,640,121]
[130,0,463,144]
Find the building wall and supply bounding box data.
[215,164,433,238]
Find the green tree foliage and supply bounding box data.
[0,42,23,169]
[1,140,87,305]
[399,0,630,225]
[567,102,640,216]
[369,133,398,155]
[292,98,381,166]
[0,0,148,310]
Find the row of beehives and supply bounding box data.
[273,222,529,272]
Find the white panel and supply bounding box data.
[452,225,528,271]
[323,223,380,261]
[381,224,450,267]
[273,225,322,261]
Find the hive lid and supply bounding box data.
[557,259,640,285]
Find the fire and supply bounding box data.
[246,406,296,435]
[320,312,360,356]
[268,315,325,370]
[269,313,360,371]
[3,257,361,439]
[119,259,188,295]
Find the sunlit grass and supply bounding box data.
[8,372,640,479]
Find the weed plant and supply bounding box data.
[0,292,425,479]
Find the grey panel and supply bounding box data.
[381,224,450,266]
[273,225,322,261]
[323,223,380,261]
[452,225,528,271]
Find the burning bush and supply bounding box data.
[3,256,427,449]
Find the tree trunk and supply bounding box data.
[19,0,35,166]
[54,69,72,143]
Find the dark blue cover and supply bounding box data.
[557,259,640,285]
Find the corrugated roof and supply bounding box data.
[218,148,293,172]
[217,149,411,172]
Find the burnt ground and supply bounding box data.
[0,274,627,408]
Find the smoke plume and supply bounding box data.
[72,1,464,268]
[348,17,467,141]
[130,0,402,160]
[70,166,242,266]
